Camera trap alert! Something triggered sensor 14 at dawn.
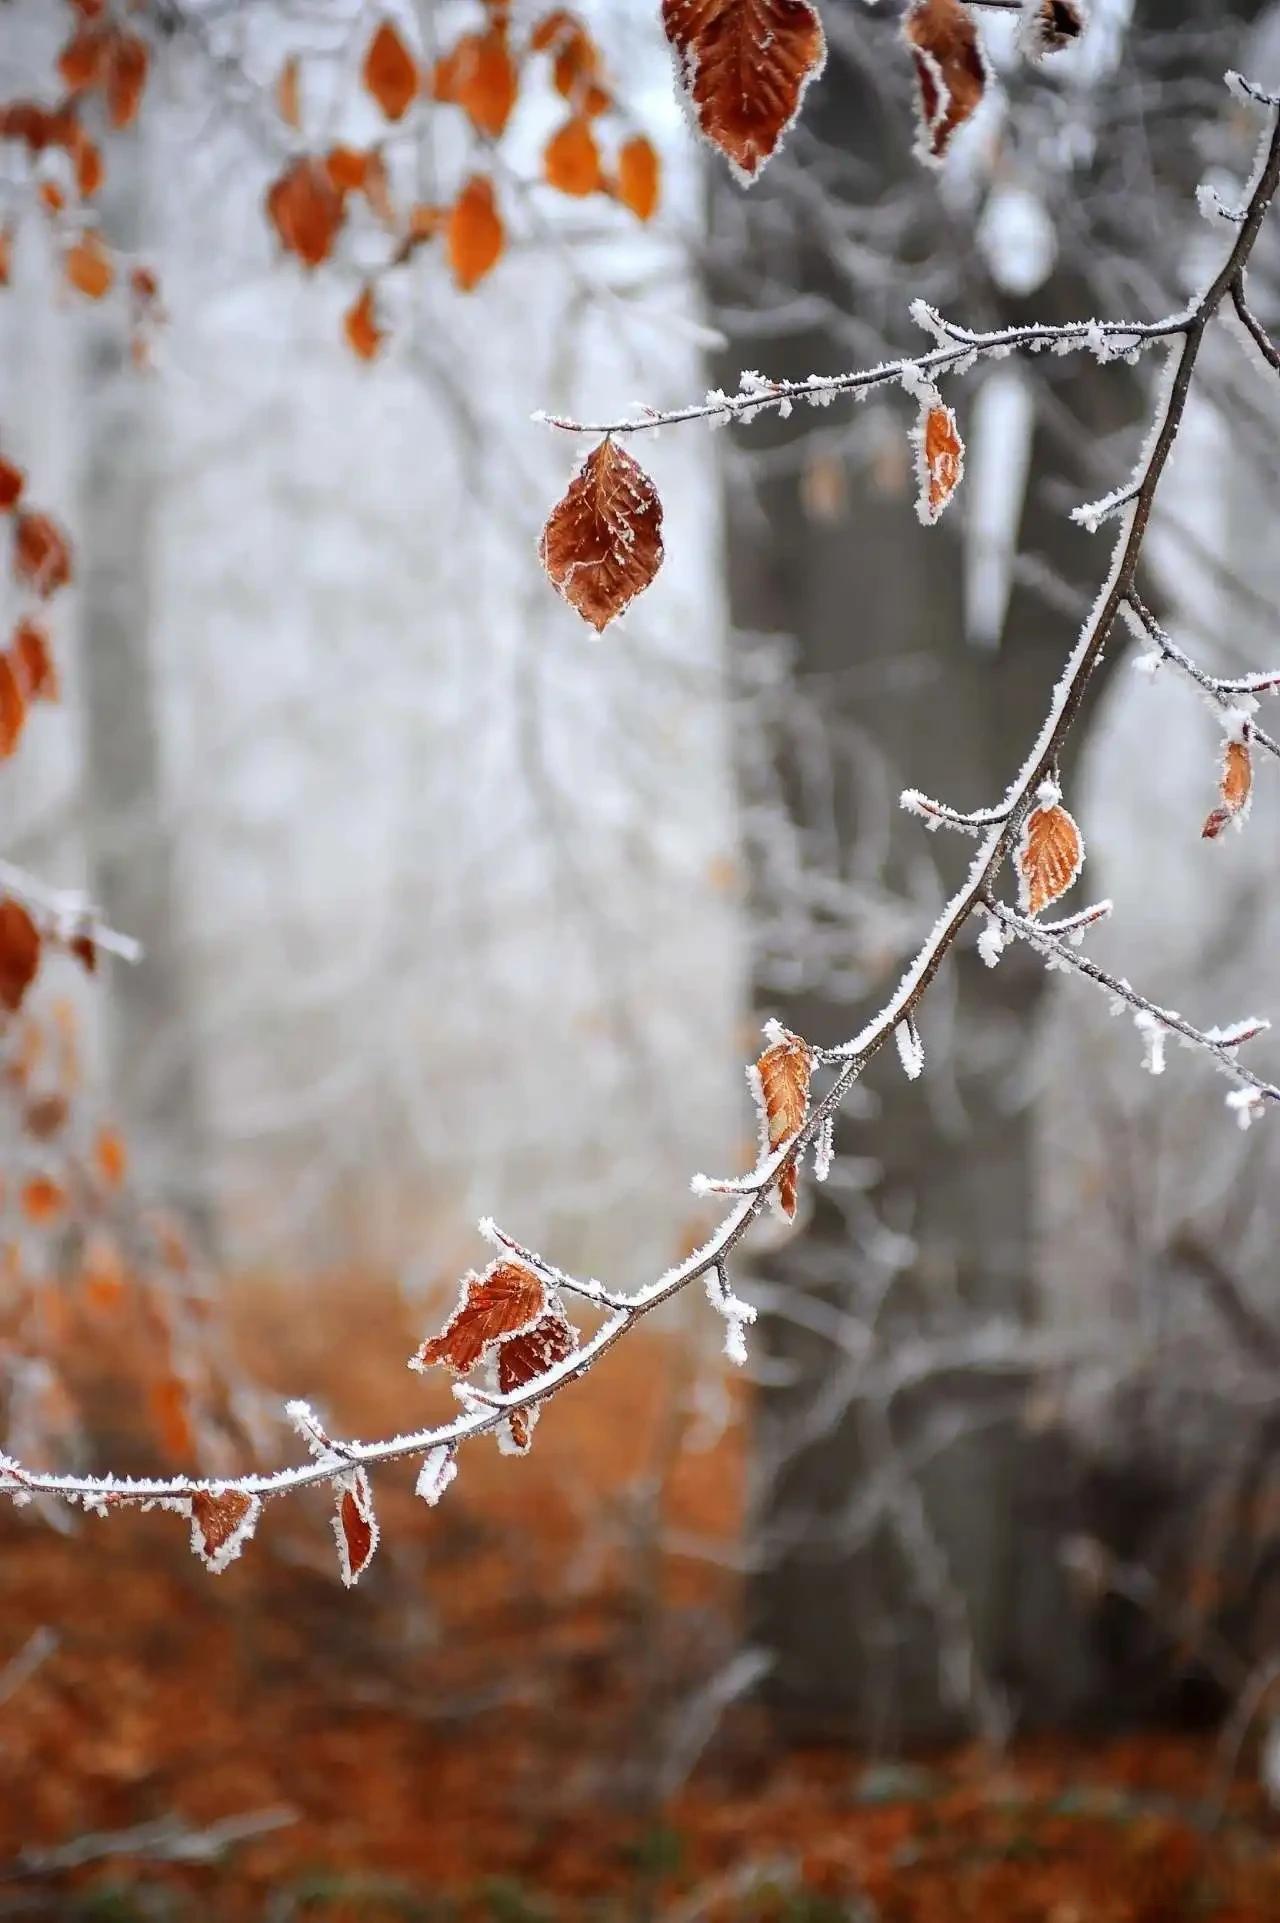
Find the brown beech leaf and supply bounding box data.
[58,25,108,93]
[544,116,602,196]
[65,232,114,301]
[1020,0,1087,58]
[363,19,419,121]
[0,225,11,287]
[0,655,27,759]
[361,149,396,227]
[333,1468,379,1587]
[11,620,58,703]
[74,136,104,199]
[494,1302,578,1454]
[448,28,519,138]
[447,175,504,291]
[276,54,302,129]
[325,144,368,193]
[413,1258,548,1375]
[903,0,987,167]
[1017,783,1084,915]
[22,1175,66,1225]
[662,0,826,183]
[266,158,345,269]
[0,458,23,513]
[94,1125,128,1189]
[539,439,664,632]
[106,33,149,130]
[914,397,964,525]
[189,1488,260,1573]
[25,1092,69,1140]
[0,900,40,1013]
[344,283,384,361]
[751,1021,812,1221]
[13,512,73,598]
[616,135,660,221]
[1203,735,1253,840]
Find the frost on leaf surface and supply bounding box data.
[913,396,964,524]
[1018,0,1087,60]
[412,1258,548,1375]
[903,0,987,167]
[1017,783,1084,916]
[539,439,664,632]
[189,1489,261,1574]
[334,1468,379,1587]
[750,1021,812,1222]
[1203,737,1253,840]
[662,0,826,183]
[494,1302,578,1453]
[416,1446,457,1507]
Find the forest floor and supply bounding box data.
[0,1275,1277,1922]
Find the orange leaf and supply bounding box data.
[915,398,964,524]
[1017,785,1084,915]
[74,136,104,199]
[0,457,23,512]
[531,10,581,52]
[265,157,345,269]
[0,655,27,759]
[65,232,114,301]
[751,1022,812,1221]
[0,225,11,286]
[544,116,602,195]
[361,148,396,226]
[83,1228,126,1311]
[325,143,368,193]
[616,135,660,220]
[12,620,58,703]
[663,0,826,182]
[1203,735,1253,840]
[0,899,40,1013]
[25,1092,69,1140]
[363,18,419,121]
[94,1125,128,1189]
[13,512,73,598]
[22,1175,66,1225]
[334,1468,378,1586]
[903,0,987,166]
[40,181,66,216]
[58,25,108,94]
[276,54,302,129]
[495,1304,578,1454]
[449,28,519,137]
[549,24,600,104]
[447,175,504,291]
[539,439,664,632]
[189,1488,260,1572]
[106,32,149,130]
[69,934,97,975]
[413,1258,548,1375]
[343,283,384,361]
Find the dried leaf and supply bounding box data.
[616,135,660,221]
[1203,736,1253,840]
[13,513,72,598]
[1019,0,1087,58]
[0,226,11,287]
[412,1258,548,1375]
[190,1488,260,1573]
[361,149,396,227]
[415,1445,457,1507]
[0,458,23,513]
[539,439,664,632]
[65,232,114,301]
[74,136,104,199]
[40,181,66,216]
[663,0,827,183]
[544,116,602,196]
[94,1125,128,1189]
[447,175,504,291]
[914,398,964,525]
[344,283,384,361]
[363,18,419,122]
[0,655,27,758]
[1017,785,1084,915]
[751,1022,812,1221]
[58,25,108,94]
[325,144,368,193]
[106,33,149,130]
[25,1093,69,1140]
[333,1468,379,1586]
[449,28,519,138]
[22,1175,66,1225]
[495,1302,578,1454]
[276,54,302,129]
[903,0,987,166]
[266,158,345,269]
[69,934,97,975]
[0,900,40,1013]
[11,620,58,703]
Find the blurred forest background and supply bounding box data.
[6,0,1280,1917]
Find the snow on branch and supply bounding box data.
[4,72,1280,1586]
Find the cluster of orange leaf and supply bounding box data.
[0,446,71,761]
[264,6,662,355]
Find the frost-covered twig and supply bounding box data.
[1123,593,1280,756]
[0,860,142,964]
